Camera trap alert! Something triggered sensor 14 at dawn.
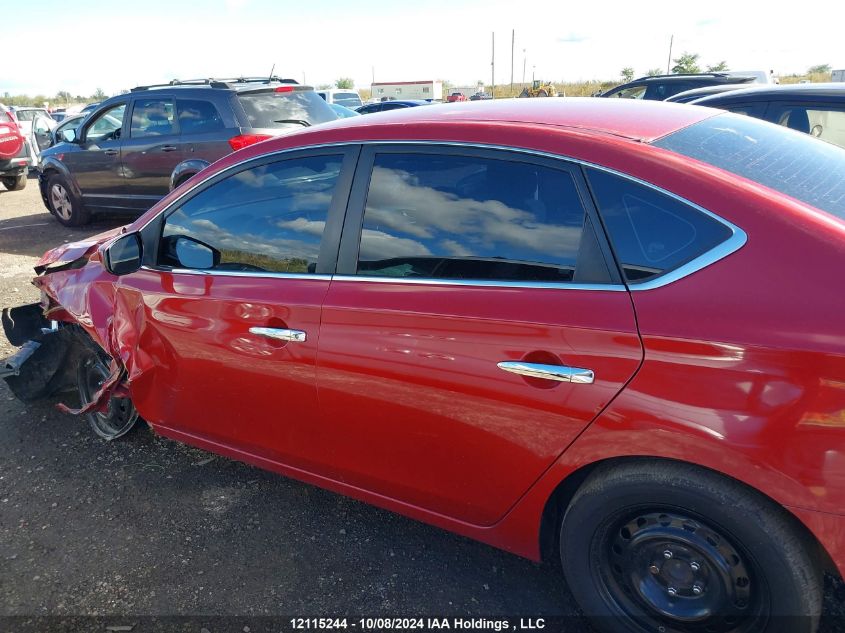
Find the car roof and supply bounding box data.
[693,83,845,104]
[342,98,715,142]
[666,84,748,102]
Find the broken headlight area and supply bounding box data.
[2,302,140,440]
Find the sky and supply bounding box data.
[3,0,844,98]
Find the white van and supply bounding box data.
[316,89,363,109]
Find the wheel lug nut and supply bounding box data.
[649,565,660,575]
[663,549,673,559]
[667,587,677,596]
[692,584,703,595]
[690,561,701,571]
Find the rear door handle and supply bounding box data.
[497,361,594,384]
[249,327,307,343]
[160,145,177,152]
[103,149,119,156]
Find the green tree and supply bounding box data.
[91,88,107,101]
[707,61,729,72]
[55,90,72,104]
[807,64,831,74]
[621,67,634,82]
[334,77,354,89]
[671,52,701,74]
[646,68,663,77]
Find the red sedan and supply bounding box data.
[3,98,845,633]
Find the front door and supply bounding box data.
[65,102,127,209]
[315,146,643,526]
[118,148,357,464]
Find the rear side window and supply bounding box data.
[131,98,176,137]
[768,104,845,149]
[357,153,587,282]
[237,90,336,129]
[655,113,845,220]
[159,155,343,273]
[176,99,225,135]
[587,168,732,283]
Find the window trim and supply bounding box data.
[138,145,360,277]
[335,143,621,288]
[134,140,745,291]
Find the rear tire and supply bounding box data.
[1,173,26,191]
[560,460,822,633]
[47,172,89,227]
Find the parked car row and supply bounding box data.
[0,104,42,190]
[4,98,845,633]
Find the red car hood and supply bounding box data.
[34,226,126,273]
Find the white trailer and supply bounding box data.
[832,69,845,82]
[371,80,443,101]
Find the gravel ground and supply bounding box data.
[0,178,843,632]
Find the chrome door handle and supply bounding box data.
[249,327,307,342]
[103,149,119,156]
[160,145,177,152]
[497,361,594,384]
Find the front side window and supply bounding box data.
[357,153,587,282]
[587,168,732,283]
[769,104,845,149]
[131,98,176,138]
[609,85,646,99]
[159,155,343,273]
[85,103,126,142]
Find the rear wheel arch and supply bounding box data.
[539,456,838,577]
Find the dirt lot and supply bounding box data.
[0,178,843,631]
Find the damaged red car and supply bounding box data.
[3,99,845,633]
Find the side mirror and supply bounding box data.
[60,129,77,143]
[104,233,142,276]
[172,235,220,269]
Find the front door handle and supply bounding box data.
[497,361,594,384]
[249,327,307,343]
[103,149,119,156]
[160,145,177,152]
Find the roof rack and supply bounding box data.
[632,72,732,81]
[131,76,299,92]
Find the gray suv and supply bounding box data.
[38,77,337,226]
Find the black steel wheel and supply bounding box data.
[560,460,822,633]
[596,509,765,632]
[77,352,139,441]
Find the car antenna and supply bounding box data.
[269,64,275,82]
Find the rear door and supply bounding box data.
[120,95,184,210]
[314,145,643,525]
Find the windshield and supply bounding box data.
[237,90,337,128]
[654,113,845,220]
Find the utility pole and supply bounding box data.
[667,34,674,74]
[491,32,495,95]
[522,49,526,85]
[510,29,514,96]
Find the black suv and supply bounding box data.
[598,73,757,101]
[38,77,337,226]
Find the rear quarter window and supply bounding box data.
[587,168,734,284]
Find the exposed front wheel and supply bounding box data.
[1,173,27,191]
[77,351,140,441]
[560,461,822,633]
